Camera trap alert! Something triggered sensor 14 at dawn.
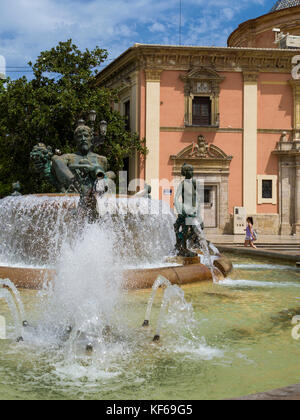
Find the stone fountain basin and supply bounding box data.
[0,255,232,290]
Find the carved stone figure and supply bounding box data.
[30,122,115,221]
[196,81,211,93]
[280,131,289,142]
[11,181,22,197]
[189,135,209,158]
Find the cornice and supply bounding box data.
[273,149,300,156]
[96,45,297,87]
[137,45,295,73]
[160,126,242,133]
[258,128,293,134]
[161,127,292,134]
[228,5,300,47]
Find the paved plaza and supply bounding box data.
[206,234,300,262]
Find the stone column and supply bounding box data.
[243,71,258,215]
[279,158,292,235]
[145,69,162,200]
[294,157,300,235]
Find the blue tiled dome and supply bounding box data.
[271,0,300,12]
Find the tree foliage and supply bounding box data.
[0,40,146,197]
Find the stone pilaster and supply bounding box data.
[129,71,139,187]
[145,69,162,200]
[279,158,293,235]
[294,157,300,235]
[243,71,259,215]
[289,80,300,140]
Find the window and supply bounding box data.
[124,100,130,131]
[204,186,214,209]
[204,187,211,204]
[262,180,273,199]
[257,175,277,205]
[192,97,211,126]
[180,67,224,127]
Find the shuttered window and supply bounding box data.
[192,97,211,126]
[262,180,273,199]
[124,100,130,131]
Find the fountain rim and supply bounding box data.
[0,255,232,290]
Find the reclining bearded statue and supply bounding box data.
[30,122,115,221]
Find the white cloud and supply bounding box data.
[0,0,267,77]
[150,22,166,33]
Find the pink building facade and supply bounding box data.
[97,2,300,236]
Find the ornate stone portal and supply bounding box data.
[171,135,233,233]
[273,79,300,236]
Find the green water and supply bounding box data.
[0,254,299,400]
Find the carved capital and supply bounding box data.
[289,78,300,92]
[145,69,162,82]
[243,71,259,83]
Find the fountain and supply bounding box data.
[0,117,299,400]
[0,193,231,287]
[0,132,231,288]
[0,147,299,399]
[0,120,232,350]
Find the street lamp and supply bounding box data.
[88,110,97,139]
[89,110,97,124]
[100,120,107,137]
[88,111,108,147]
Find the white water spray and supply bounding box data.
[0,195,176,268]
[191,218,220,283]
[0,278,27,341]
[143,275,194,342]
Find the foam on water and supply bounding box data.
[220,278,300,288]
[172,342,224,360]
[54,362,122,382]
[234,263,299,271]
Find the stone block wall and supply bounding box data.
[248,214,280,235]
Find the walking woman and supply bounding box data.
[244,217,257,249]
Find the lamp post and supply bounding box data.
[100,120,108,137]
[94,120,107,146]
[87,110,107,147]
[89,109,97,123]
[88,110,97,136]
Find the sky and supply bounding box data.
[0,0,276,80]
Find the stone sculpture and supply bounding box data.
[11,181,22,197]
[174,163,203,257]
[30,122,115,221]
